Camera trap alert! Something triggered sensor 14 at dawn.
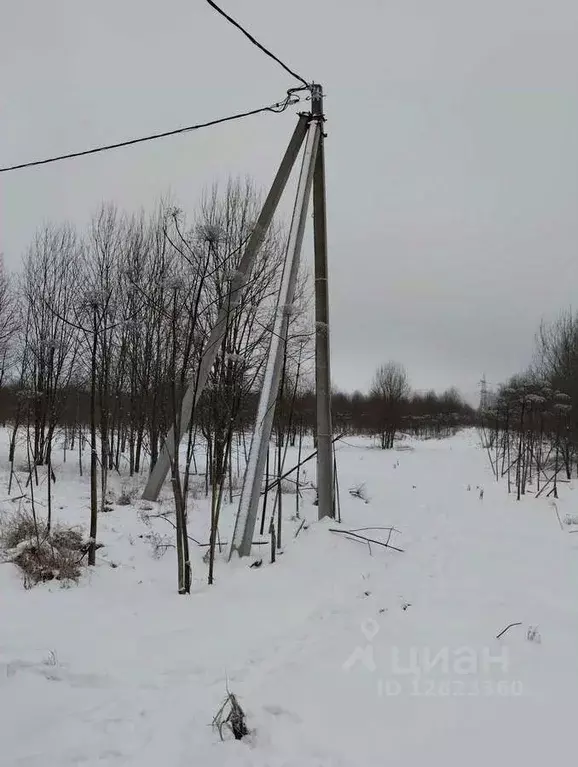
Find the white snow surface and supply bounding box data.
[1,429,578,766]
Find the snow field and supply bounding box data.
[1,429,577,766]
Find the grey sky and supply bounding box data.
[2,0,577,403]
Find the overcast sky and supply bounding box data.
[2,0,577,403]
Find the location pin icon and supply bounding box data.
[361,619,379,641]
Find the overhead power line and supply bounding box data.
[0,93,300,174]
[205,0,309,88]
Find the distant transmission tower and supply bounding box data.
[479,375,489,411]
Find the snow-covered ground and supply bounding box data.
[2,429,578,766]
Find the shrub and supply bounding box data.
[279,478,298,495]
[0,512,85,587]
[117,483,139,506]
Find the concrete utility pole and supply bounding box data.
[229,115,321,558]
[142,115,310,501]
[311,84,335,520]
[142,88,336,555]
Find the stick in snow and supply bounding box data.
[496,622,522,639]
[294,518,307,538]
[328,528,404,553]
[551,502,564,531]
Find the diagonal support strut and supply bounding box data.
[142,114,310,501]
[229,116,322,558]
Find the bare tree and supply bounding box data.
[19,225,82,468]
[535,311,578,401]
[370,361,410,449]
[0,255,18,390]
[534,310,578,465]
[1,178,313,588]
[192,179,286,583]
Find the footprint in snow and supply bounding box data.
[262,704,302,724]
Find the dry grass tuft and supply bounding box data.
[1,511,86,587]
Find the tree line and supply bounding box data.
[0,179,314,588]
[0,179,476,590]
[272,362,476,449]
[481,309,578,498]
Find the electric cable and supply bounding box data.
[205,0,309,87]
[0,92,299,174]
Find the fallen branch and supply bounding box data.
[294,519,307,539]
[328,527,404,553]
[348,483,368,503]
[496,622,522,639]
[350,526,401,535]
[535,465,567,498]
[140,510,269,549]
[141,510,202,545]
[263,433,346,494]
[141,536,268,549]
[196,540,269,548]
